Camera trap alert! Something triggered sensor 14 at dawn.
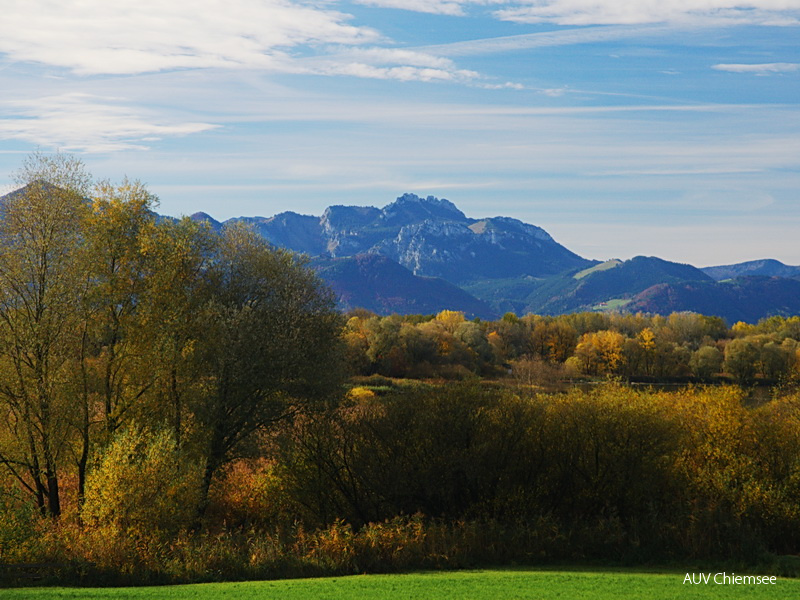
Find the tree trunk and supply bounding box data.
[171,368,181,448]
[77,328,91,507]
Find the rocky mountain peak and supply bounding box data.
[381,193,466,226]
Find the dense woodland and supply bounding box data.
[2,154,800,585]
[343,309,800,384]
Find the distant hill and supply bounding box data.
[462,256,712,316]
[702,259,800,281]
[312,254,496,319]
[528,256,712,314]
[627,276,800,323]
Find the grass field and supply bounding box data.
[3,569,798,599]
[592,297,632,311]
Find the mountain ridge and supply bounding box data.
[184,192,799,322]
[3,186,797,322]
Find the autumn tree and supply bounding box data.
[724,338,760,383]
[689,345,724,379]
[136,216,215,447]
[758,341,792,381]
[82,424,201,541]
[574,330,625,376]
[192,224,345,516]
[529,318,578,363]
[0,152,92,517]
[82,179,159,438]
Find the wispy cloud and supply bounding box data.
[312,62,477,81]
[303,47,480,82]
[345,0,800,27]
[417,25,675,57]
[354,0,473,16]
[0,0,378,75]
[494,1,800,26]
[0,93,216,152]
[713,62,800,74]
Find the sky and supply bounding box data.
[0,0,798,267]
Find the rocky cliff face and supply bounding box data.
[374,216,586,283]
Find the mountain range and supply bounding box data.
[1,186,796,323]
[188,193,800,324]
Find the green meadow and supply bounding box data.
[3,569,797,600]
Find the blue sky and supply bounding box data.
[0,1,798,267]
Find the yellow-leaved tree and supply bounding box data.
[574,330,625,375]
[0,152,92,517]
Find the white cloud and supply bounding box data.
[0,0,379,75]
[0,1,491,85]
[494,1,800,26]
[713,62,800,74]
[304,46,480,81]
[479,81,526,89]
[316,62,477,81]
[330,47,460,69]
[0,93,216,152]
[355,0,471,15]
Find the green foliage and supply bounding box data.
[690,345,724,379]
[0,488,47,563]
[725,338,764,383]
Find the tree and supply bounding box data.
[724,338,760,383]
[83,179,159,438]
[690,345,723,379]
[0,152,348,528]
[637,327,656,376]
[529,318,577,363]
[434,310,465,333]
[0,152,92,517]
[759,342,791,381]
[574,330,625,376]
[192,224,345,516]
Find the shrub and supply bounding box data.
[82,425,202,542]
[0,488,47,563]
